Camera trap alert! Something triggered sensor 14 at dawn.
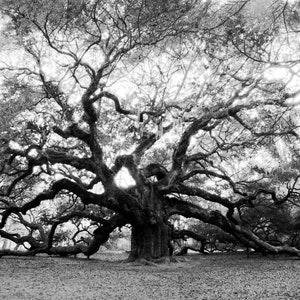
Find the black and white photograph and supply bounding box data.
[0,0,300,299]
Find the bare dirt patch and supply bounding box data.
[0,252,299,299]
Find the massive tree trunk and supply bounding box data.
[124,180,173,261]
[129,221,171,260]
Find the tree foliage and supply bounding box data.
[1,0,300,260]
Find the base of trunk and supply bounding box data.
[128,222,171,261]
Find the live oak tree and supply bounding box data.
[1,0,300,261]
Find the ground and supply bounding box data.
[0,252,299,300]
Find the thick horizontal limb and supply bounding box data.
[0,178,142,228]
[165,196,300,256]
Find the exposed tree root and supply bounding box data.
[122,255,181,266]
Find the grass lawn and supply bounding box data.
[0,252,299,299]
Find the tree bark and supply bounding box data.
[129,221,171,260]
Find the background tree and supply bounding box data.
[1,0,300,261]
